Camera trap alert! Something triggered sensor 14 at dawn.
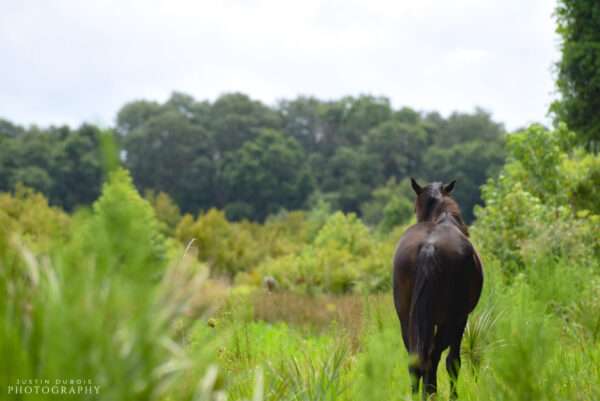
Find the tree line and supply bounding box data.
[0,93,507,224]
[2,0,599,226]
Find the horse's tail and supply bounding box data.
[409,243,438,369]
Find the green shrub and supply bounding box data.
[145,190,182,237]
[0,169,227,401]
[260,211,318,257]
[80,168,168,279]
[563,149,600,214]
[360,178,413,232]
[480,276,560,401]
[175,209,263,277]
[257,212,393,294]
[0,184,70,253]
[473,124,600,272]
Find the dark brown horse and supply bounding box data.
[393,178,483,399]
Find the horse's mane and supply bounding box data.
[414,182,470,237]
[432,197,469,237]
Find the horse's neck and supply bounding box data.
[433,206,469,237]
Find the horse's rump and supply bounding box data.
[396,223,480,363]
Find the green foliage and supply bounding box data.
[0,174,227,401]
[0,185,70,253]
[216,321,345,401]
[317,147,383,213]
[258,212,395,294]
[215,251,600,401]
[175,209,261,277]
[552,0,600,148]
[503,124,567,201]
[222,130,314,221]
[1,128,599,401]
[172,203,405,295]
[278,96,323,152]
[261,211,323,256]
[123,108,215,213]
[98,128,120,175]
[209,93,282,153]
[481,276,558,400]
[0,243,225,401]
[1,93,506,222]
[563,149,600,214]
[360,178,414,232]
[421,109,506,222]
[83,168,168,279]
[422,140,505,222]
[116,99,163,135]
[433,108,505,147]
[272,349,346,401]
[337,95,393,146]
[351,301,412,401]
[473,123,600,271]
[145,190,182,237]
[364,120,427,180]
[175,208,329,283]
[0,124,104,211]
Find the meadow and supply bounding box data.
[1,124,599,401]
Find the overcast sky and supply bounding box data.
[1,0,559,131]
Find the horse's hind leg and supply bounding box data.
[421,325,447,399]
[423,345,442,398]
[446,317,467,400]
[408,364,422,395]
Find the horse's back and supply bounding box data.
[393,221,473,281]
[393,221,483,328]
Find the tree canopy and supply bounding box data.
[0,93,506,223]
[552,0,600,149]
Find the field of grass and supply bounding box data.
[4,217,599,401]
[201,256,600,401]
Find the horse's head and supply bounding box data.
[410,177,457,223]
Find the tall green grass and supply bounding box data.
[207,254,600,401]
[3,235,599,400]
[0,170,231,401]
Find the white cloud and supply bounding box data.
[0,0,559,130]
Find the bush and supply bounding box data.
[79,168,169,280]
[257,212,394,294]
[360,178,413,232]
[473,124,600,272]
[145,190,182,237]
[0,169,227,401]
[480,275,560,401]
[563,149,600,214]
[175,209,264,277]
[0,184,70,253]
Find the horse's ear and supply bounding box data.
[410,177,423,195]
[443,180,456,194]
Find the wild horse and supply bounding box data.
[393,178,483,399]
